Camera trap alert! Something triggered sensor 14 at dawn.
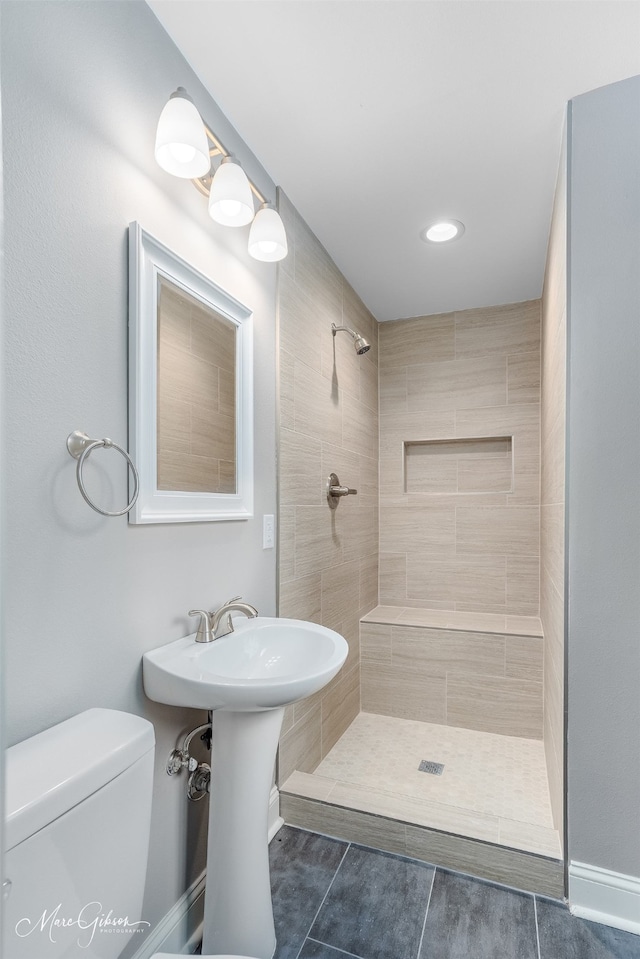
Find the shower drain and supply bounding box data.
[418,760,444,775]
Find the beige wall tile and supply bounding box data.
[338,505,378,567]
[380,314,455,369]
[392,627,506,678]
[457,455,513,494]
[406,555,507,609]
[342,392,378,459]
[505,635,543,682]
[279,349,295,430]
[279,506,295,585]
[279,573,322,623]
[279,270,322,376]
[507,350,541,405]
[294,360,342,446]
[358,455,379,509]
[455,300,541,359]
[359,554,379,615]
[278,703,322,784]
[506,554,540,615]
[280,428,323,507]
[294,505,344,577]
[456,506,539,557]
[380,506,456,555]
[379,552,407,605]
[405,446,458,493]
[447,675,543,739]
[407,355,507,413]
[380,368,407,412]
[321,560,361,631]
[380,409,457,440]
[541,503,564,591]
[455,402,540,437]
[337,612,362,674]
[359,354,378,413]
[361,662,446,724]
[361,623,392,663]
[293,214,343,323]
[321,663,360,756]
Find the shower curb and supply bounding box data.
[280,791,565,900]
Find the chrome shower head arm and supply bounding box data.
[331,323,371,355]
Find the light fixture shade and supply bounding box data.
[248,204,288,261]
[155,88,210,179]
[208,157,255,227]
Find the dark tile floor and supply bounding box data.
[265,825,640,959]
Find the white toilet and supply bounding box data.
[4,708,259,959]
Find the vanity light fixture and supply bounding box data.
[420,219,465,243]
[155,88,288,261]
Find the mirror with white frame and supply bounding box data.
[128,222,253,523]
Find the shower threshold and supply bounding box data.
[280,712,563,899]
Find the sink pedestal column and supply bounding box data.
[202,707,285,959]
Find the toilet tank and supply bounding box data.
[3,708,155,959]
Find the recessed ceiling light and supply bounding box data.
[420,220,465,243]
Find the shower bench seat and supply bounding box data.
[359,605,544,741]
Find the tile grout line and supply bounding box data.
[415,864,437,959]
[533,895,542,959]
[294,842,352,959]
[305,937,366,959]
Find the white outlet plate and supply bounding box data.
[263,514,275,549]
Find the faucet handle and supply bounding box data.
[188,609,214,644]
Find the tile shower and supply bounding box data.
[276,187,565,898]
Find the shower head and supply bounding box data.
[331,323,371,355]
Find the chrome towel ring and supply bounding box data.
[66,430,139,517]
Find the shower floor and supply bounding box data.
[282,712,561,860]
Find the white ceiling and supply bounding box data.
[147,1,640,321]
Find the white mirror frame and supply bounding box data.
[128,222,253,523]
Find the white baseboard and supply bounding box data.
[268,784,284,841]
[128,870,206,958]
[129,787,282,958]
[569,861,640,936]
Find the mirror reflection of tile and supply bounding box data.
[157,277,236,494]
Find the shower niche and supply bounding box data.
[403,435,513,495]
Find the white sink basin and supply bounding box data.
[142,617,348,711]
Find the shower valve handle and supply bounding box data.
[327,472,357,509]
[330,484,357,496]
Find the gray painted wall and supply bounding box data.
[567,74,640,876]
[1,0,277,928]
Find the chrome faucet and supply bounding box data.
[210,596,259,640]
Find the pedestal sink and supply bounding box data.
[143,617,348,959]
